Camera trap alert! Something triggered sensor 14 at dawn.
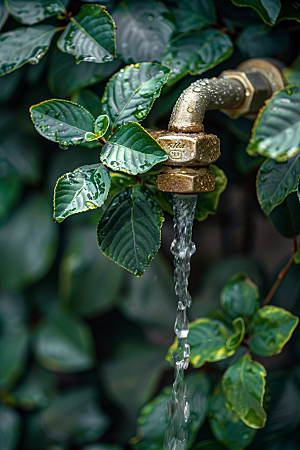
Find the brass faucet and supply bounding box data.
[154,59,284,194]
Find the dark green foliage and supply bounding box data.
[1,1,300,449]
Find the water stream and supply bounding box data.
[164,194,197,450]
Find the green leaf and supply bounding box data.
[5,0,69,25]
[257,154,300,216]
[0,331,28,390]
[106,171,136,200]
[112,0,175,63]
[97,185,163,276]
[0,293,27,335]
[230,0,280,25]
[248,305,299,356]
[236,24,290,59]
[209,383,257,450]
[221,273,260,320]
[54,163,110,222]
[172,0,216,33]
[30,99,94,146]
[132,372,210,449]
[102,343,167,419]
[0,0,9,31]
[82,446,123,450]
[101,63,171,129]
[0,25,58,76]
[161,29,233,85]
[11,364,56,410]
[59,226,124,317]
[71,89,102,120]
[294,246,300,264]
[48,48,122,96]
[57,4,116,64]
[101,122,167,175]
[0,405,21,450]
[191,441,225,450]
[41,388,110,443]
[167,318,235,368]
[222,354,267,429]
[268,191,300,238]
[247,86,300,161]
[33,313,96,372]
[0,194,58,293]
[226,317,245,350]
[278,2,300,23]
[195,164,228,221]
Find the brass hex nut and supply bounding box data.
[157,167,215,194]
[156,131,220,166]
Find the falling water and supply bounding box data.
[164,194,197,450]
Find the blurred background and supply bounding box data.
[1,0,300,449]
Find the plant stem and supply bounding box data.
[263,237,298,306]
[98,137,107,145]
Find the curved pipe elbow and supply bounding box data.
[168,77,245,133]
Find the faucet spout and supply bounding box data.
[169,77,244,133]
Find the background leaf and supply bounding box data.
[0,405,21,450]
[33,313,96,372]
[71,89,102,119]
[0,0,8,31]
[172,0,216,33]
[195,165,227,221]
[209,383,256,450]
[0,331,28,390]
[222,354,267,429]
[101,63,171,128]
[221,273,260,320]
[54,163,111,222]
[112,0,175,63]
[248,306,298,356]
[30,99,94,146]
[97,185,163,276]
[5,0,69,25]
[268,192,300,238]
[247,86,300,161]
[57,4,116,64]
[161,29,233,85]
[101,122,167,175]
[230,0,280,25]
[0,25,58,76]
[257,154,300,215]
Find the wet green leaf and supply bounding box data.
[48,48,122,96]
[221,273,260,320]
[230,0,280,25]
[0,404,21,450]
[0,25,58,76]
[172,0,216,33]
[86,114,109,140]
[209,383,257,450]
[34,313,96,372]
[268,191,300,238]
[42,387,110,443]
[0,195,58,293]
[0,331,28,390]
[5,0,69,25]
[195,164,228,221]
[222,353,267,429]
[101,63,171,129]
[226,318,245,350]
[11,364,56,410]
[0,0,9,31]
[248,305,299,356]
[167,318,234,368]
[132,372,210,449]
[71,89,102,121]
[30,99,95,146]
[247,86,300,161]
[97,185,163,276]
[161,29,233,85]
[113,0,175,63]
[257,154,300,215]
[236,24,290,59]
[59,226,124,317]
[54,164,110,222]
[101,122,167,175]
[57,4,116,64]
